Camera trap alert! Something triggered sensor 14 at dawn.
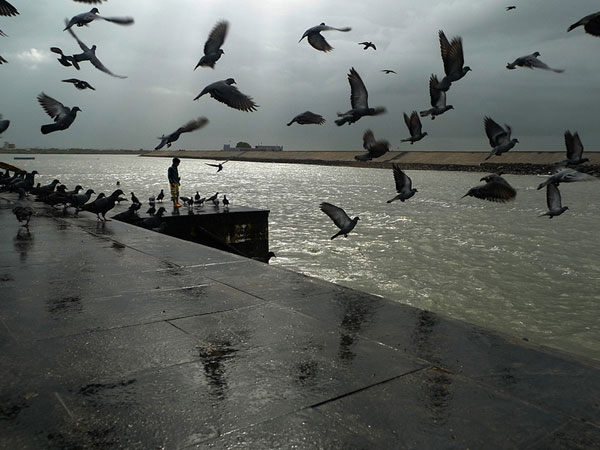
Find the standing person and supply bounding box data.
[168,157,182,207]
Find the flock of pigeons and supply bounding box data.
[1,1,600,239]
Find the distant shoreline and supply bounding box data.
[2,149,599,176]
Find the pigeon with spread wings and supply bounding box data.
[506,52,564,72]
[401,111,427,144]
[420,74,453,119]
[568,11,600,37]
[0,0,18,16]
[195,21,228,69]
[37,92,82,134]
[540,184,568,218]
[194,78,258,112]
[436,30,471,91]
[561,131,589,166]
[299,23,351,52]
[320,202,360,240]
[64,8,133,30]
[355,129,389,161]
[387,165,418,203]
[462,173,517,202]
[335,67,386,126]
[155,117,209,150]
[484,116,519,160]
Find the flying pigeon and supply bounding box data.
[381,69,397,74]
[0,0,18,17]
[0,114,9,134]
[156,189,164,202]
[37,92,82,134]
[536,168,598,190]
[568,11,600,37]
[335,67,386,126]
[299,23,351,52]
[287,111,325,126]
[387,165,417,203]
[206,161,228,172]
[64,8,134,30]
[560,131,589,166]
[319,202,360,240]
[506,6,516,11]
[51,47,75,67]
[195,20,228,69]
[355,129,389,161]
[64,22,127,78]
[194,78,258,112]
[436,30,471,91]
[420,74,454,119]
[73,0,107,3]
[462,173,517,202]
[540,184,568,218]
[62,78,95,90]
[401,111,427,144]
[359,41,376,50]
[484,117,519,160]
[506,52,564,72]
[155,117,209,150]
[12,189,33,230]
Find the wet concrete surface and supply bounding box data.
[1,195,600,449]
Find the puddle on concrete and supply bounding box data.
[46,296,82,315]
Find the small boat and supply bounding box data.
[14,156,35,160]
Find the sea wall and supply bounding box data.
[143,150,600,176]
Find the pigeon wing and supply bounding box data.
[204,21,228,55]
[392,164,412,192]
[320,202,352,230]
[564,131,584,160]
[362,129,376,150]
[0,0,18,17]
[320,25,352,32]
[446,36,465,75]
[438,30,453,76]
[349,67,369,109]
[546,183,562,210]
[97,15,134,25]
[89,54,127,78]
[408,111,422,136]
[37,93,70,122]
[307,32,333,52]
[484,116,508,147]
[176,117,209,134]
[211,84,258,112]
[428,74,444,107]
[66,24,90,53]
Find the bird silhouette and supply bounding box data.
[299,23,351,52]
[195,21,228,69]
[320,202,360,240]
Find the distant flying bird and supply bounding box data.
[37,92,82,134]
[387,165,417,203]
[320,202,360,240]
[0,114,9,134]
[206,161,228,172]
[0,0,18,17]
[536,168,598,190]
[195,20,228,69]
[62,78,95,90]
[73,0,107,3]
[155,117,209,150]
[560,131,589,165]
[420,74,454,119]
[401,111,427,144]
[506,52,564,72]
[355,129,389,161]
[540,184,568,219]
[299,23,351,52]
[194,78,258,112]
[506,6,516,11]
[64,23,127,78]
[484,116,519,160]
[381,69,396,74]
[436,30,471,91]
[358,41,376,50]
[287,111,325,126]
[335,67,386,126]
[462,173,517,202]
[567,11,600,37]
[64,8,134,30]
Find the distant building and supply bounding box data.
[3,142,15,149]
[223,144,283,151]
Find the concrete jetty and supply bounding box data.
[1,195,599,449]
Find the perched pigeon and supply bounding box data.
[540,184,568,218]
[37,92,81,134]
[355,129,389,161]
[462,173,517,202]
[64,23,127,78]
[44,185,69,207]
[67,188,95,213]
[559,131,589,166]
[81,189,124,221]
[64,8,133,30]
[195,196,205,206]
[537,168,598,190]
[207,192,219,206]
[194,191,201,202]
[401,111,427,144]
[436,30,471,91]
[2,171,38,193]
[148,195,155,206]
[299,23,351,52]
[113,203,141,223]
[387,165,417,203]
[62,78,95,90]
[195,21,228,69]
[0,114,9,134]
[12,189,33,230]
[506,52,564,72]
[64,185,83,196]
[335,67,386,126]
[130,192,140,205]
[146,205,156,216]
[180,196,193,207]
[155,117,209,150]
[222,195,230,209]
[206,161,228,172]
[420,74,454,119]
[381,69,397,74]
[156,189,164,202]
[194,78,258,112]
[484,116,518,160]
[320,202,360,240]
[0,0,18,17]
[359,41,376,50]
[287,111,325,126]
[568,11,600,37]
[139,207,166,229]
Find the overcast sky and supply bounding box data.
[0,0,599,151]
